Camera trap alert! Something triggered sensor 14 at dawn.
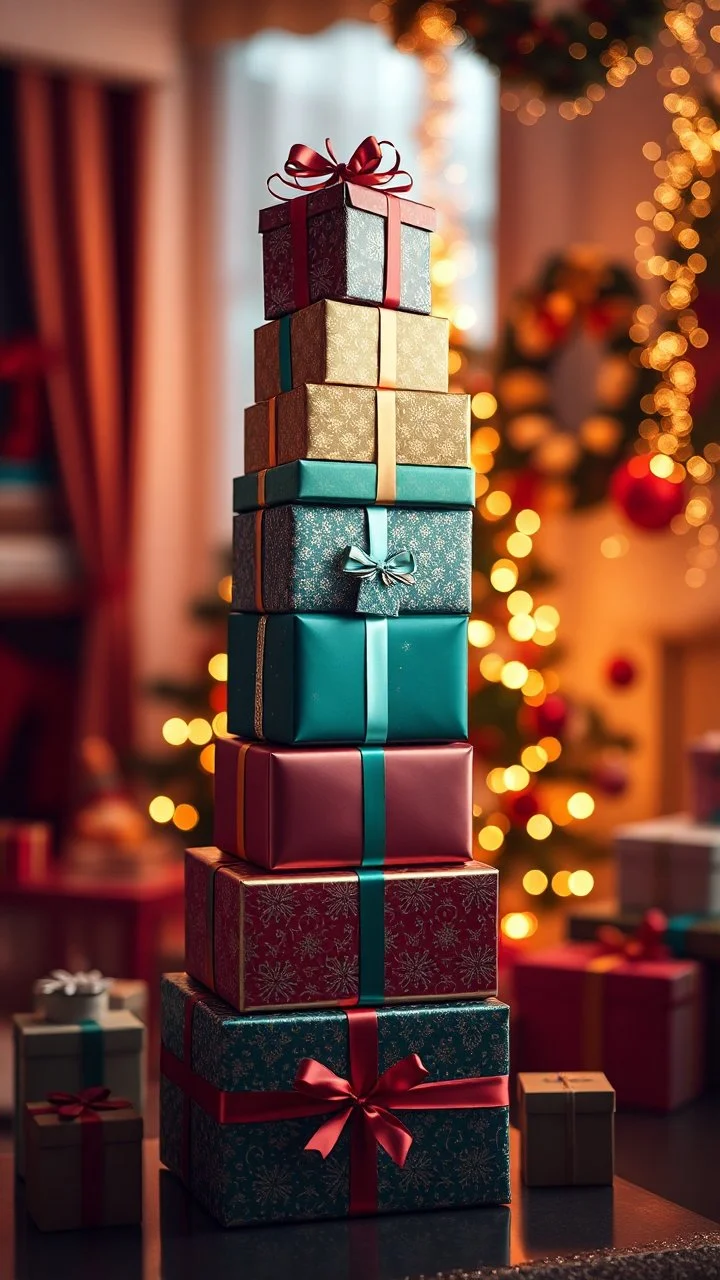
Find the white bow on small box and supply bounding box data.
[33,970,114,1024]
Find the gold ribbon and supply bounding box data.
[235,743,252,857]
[377,309,397,390]
[375,389,397,503]
[582,954,623,1070]
[267,397,278,467]
[254,511,264,611]
[254,616,267,740]
[257,470,267,507]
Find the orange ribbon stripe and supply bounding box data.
[234,742,252,858]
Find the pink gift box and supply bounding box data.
[689,734,720,824]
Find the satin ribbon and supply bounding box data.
[583,912,671,1068]
[279,315,292,393]
[343,506,415,614]
[28,1088,132,1227]
[164,1001,508,1216]
[375,390,397,503]
[378,309,397,390]
[357,744,387,1005]
[79,1019,104,1089]
[364,618,388,744]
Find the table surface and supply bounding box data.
[4,1132,719,1280]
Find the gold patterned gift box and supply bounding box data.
[254,301,449,402]
[245,383,470,474]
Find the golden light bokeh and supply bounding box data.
[552,870,572,897]
[522,869,549,895]
[568,869,595,897]
[173,803,200,832]
[567,791,596,819]
[149,795,175,824]
[527,813,552,840]
[208,653,228,682]
[478,824,504,852]
[162,717,188,746]
[501,912,538,939]
[187,718,213,746]
[468,619,495,648]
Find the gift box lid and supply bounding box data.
[259,182,436,234]
[517,1071,615,1115]
[13,1010,143,1057]
[233,461,474,512]
[26,1102,143,1148]
[513,943,700,1010]
[190,845,495,890]
[615,814,720,854]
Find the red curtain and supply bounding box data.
[14,69,148,755]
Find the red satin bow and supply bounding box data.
[268,136,413,199]
[294,1052,427,1168]
[43,1086,132,1120]
[596,908,669,962]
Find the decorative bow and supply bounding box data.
[268,136,413,199]
[34,969,112,997]
[596,908,669,962]
[42,1086,131,1121]
[293,1052,428,1167]
[342,545,416,589]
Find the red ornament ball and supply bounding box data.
[592,759,629,796]
[505,789,539,825]
[610,454,684,531]
[533,693,568,738]
[607,656,637,688]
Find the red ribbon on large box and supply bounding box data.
[27,1087,133,1226]
[162,995,508,1216]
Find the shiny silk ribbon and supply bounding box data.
[164,1001,509,1216]
[267,137,413,198]
[28,1087,133,1227]
[343,506,415,609]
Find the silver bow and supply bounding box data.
[34,969,113,997]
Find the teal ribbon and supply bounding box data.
[279,315,292,392]
[360,746,386,866]
[357,868,386,1006]
[364,617,388,743]
[78,1019,104,1087]
[666,914,703,957]
[343,506,415,596]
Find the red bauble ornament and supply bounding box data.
[610,454,684,531]
[505,789,539,825]
[534,693,568,738]
[592,759,629,796]
[469,724,505,756]
[607,656,637,688]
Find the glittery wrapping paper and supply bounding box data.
[232,504,471,617]
[244,385,470,474]
[259,185,433,320]
[254,301,449,402]
[226,612,468,744]
[213,738,473,869]
[185,848,498,1013]
[159,973,510,1227]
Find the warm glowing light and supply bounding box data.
[218,575,233,603]
[490,560,519,592]
[507,590,533,615]
[501,912,538,940]
[149,795,175,824]
[485,490,512,517]
[515,509,541,535]
[487,767,508,794]
[448,349,462,375]
[568,869,595,897]
[601,534,630,559]
[480,653,505,682]
[507,532,533,558]
[208,653,228,682]
[187,718,213,746]
[508,614,536,642]
[552,870,572,897]
[522,670,544,698]
[199,744,216,774]
[162,717,188,746]
[173,803,200,832]
[523,869,549,895]
[501,661,529,690]
[471,392,498,419]
[468,619,495,648]
[478,824,504,852]
[212,712,228,736]
[527,814,552,840]
[453,304,477,330]
[504,764,530,791]
[567,791,595,819]
[521,744,548,772]
[534,605,560,632]
[650,453,674,478]
[538,736,562,762]
[474,426,501,452]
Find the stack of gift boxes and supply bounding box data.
[159,140,511,1228]
[514,737,719,1112]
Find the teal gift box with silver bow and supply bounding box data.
[227,612,468,744]
[232,503,471,617]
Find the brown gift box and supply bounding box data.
[109,979,149,1023]
[254,300,449,402]
[25,1100,143,1231]
[245,383,470,474]
[518,1072,615,1187]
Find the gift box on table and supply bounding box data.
[513,940,703,1111]
[689,733,720,824]
[245,385,469,475]
[254,301,449,402]
[185,847,498,1014]
[213,737,473,868]
[160,973,510,1227]
[13,1009,144,1176]
[25,1089,143,1231]
[260,180,434,320]
[517,1072,615,1187]
[615,814,720,913]
[232,502,471,617]
[227,612,468,745]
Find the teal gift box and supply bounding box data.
[232,503,472,617]
[232,460,475,512]
[227,612,468,744]
[160,973,510,1228]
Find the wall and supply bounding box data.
[0,0,180,80]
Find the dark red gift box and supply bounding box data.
[513,942,703,1112]
[185,847,498,1013]
[213,736,473,869]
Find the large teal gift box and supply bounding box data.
[160,973,510,1228]
[226,612,468,744]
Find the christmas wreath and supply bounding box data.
[392,1,663,96]
[492,250,655,510]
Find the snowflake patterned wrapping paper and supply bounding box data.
[254,301,449,403]
[227,612,468,745]
[160,973,510,1227]
[185,848,498,1013]
[259,182,434,321]
[244,385,469,475]
[213,737,473,869]
[232,503,471,617]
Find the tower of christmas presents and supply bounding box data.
[160,136,511,1226]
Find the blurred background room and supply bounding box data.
[1,0,720,1152]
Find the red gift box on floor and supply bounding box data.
[513,940,703,1112]
[213,736,473,869]
[0,821,51,883]
[185,847,498,1013]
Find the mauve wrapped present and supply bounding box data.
[615,814,720,914]
[245,385,469,476]
[689,733,720,823]
[227,612,468,745]
[214,736,473,869]
[513,935,703,1112]
[254,301,449,402]
[185,847,498,1013]
[160,973,510,1227]
[232,502,472,617]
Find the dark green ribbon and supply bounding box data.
[357,745,387,1005]
[666,914,702,958]
[78,1019,104,1087]
[279,315,292,393]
